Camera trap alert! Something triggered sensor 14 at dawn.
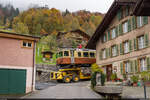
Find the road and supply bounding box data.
[24,81,102,99]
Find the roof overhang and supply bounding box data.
[0,31,40,41]
[133,0,150,16]
[86,0,136,49]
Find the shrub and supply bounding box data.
[101,73,106,86]
[110,73,117,80]
[140,71,150,82]
[91,72,97,88]
[131,75,139,83]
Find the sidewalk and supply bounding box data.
[122,86,150,98]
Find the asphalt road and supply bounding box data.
[24,81,102,99]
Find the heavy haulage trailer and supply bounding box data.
[50,48,96,83]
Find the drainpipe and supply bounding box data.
[32,41,36,91]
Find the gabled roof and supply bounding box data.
[0,31,40,41]
[133,0,150,16]
[86,0,136,49]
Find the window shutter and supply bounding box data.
[146,57,150,70]
[144,33,149,47]
[132,16,137,30]
[134,38,137,51]
[125,7,129,16]
[137,16,140,28]
[135,60,138,72]
[108,31,110,40]
[109,47,112,58]
[143,16,148,25]
[115,26,118,37]
[120,43,123,55]
[120,62,123,74]
[130,61,133,73]
[106,48,108,58]
[119,24,123,35]
[105,33,107,42]
[117,10,122,20]
[116,45,119,56]
[129,40,132,52]
[128,19,131,32]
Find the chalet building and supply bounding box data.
[57,29,90,48]
[0,31,40,94]
[86,0,150,81]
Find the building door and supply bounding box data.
[0,69,26,94]
[106,65,112,81]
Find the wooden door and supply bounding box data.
[106,65,112,81]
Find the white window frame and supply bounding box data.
[124,41,129,53]
[112,45,117,57]
[138,16,143,27]
[123,21,128,33]
[22,41,32,48]
[138,35,144,49]
[111,28,116,39]
[102,49,106,59]
[124,61,130,73]
[103,35,107,42]
[139,58,146,72]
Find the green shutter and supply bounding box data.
[119,24,123,35]
[146,57,150,70]
[109,47,112,58]
[130,61,133,73]
[120,43,123,55]
[128,19,131,32]
[120,62,123,74]
[108,31,110,40]
[144,33,149,47]
[134,38,137,51]
[143,16,148,25]
[132,16,137,30]
[116,45,119,56]
[125,7,129,16]
[135,60,138,72]
[106,48,108,58]
[116,26,118,37]
[117,10,122,20]
[129,40,132,52]
[105,33,107,41]
[137,16,141,27]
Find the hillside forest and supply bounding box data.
[0,4,104,64]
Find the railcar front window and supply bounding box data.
[90,52,95,58]
[78,52,81,57]
[64,51,69,56]
[59,52,63,57]
[83,52,89,57]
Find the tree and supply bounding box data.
[13,22,29,34]
[5,18,10,28]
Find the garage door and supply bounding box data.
[0,69,26,94]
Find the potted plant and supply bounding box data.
[141,71,150,86]
[111,73,117,82]
[131,75,139,86]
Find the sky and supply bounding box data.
[0,0,114,13]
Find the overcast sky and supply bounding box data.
[0,0,114,13]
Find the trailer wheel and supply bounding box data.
[63,76,71,83]
[72,75,79,82]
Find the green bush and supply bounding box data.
[101,73,106,86]
[131,75,139,83]
[140,71,150,82]
[91,72,97,88]
[110,73,117,80]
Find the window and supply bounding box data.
[111,28,116,39]
[123,21,128,33]
[22,41,32,48]
[124,41,129,53]
[103,34,107,42]
[137,16,143,27]
[78,52,81,57]
[59,52,63,57]
[138,35,144,49]
[139,58,146,72]
[90,52,95,58]
[124,61,131,73]
[83,52,89,57]
[102,49,106,59]
[64,51,69,56]
[112,45,117,57]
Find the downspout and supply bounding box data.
[32,41,36,91]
